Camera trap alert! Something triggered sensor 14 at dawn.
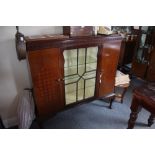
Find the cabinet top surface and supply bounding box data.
[25,34,121,41]
[25,34,122,51]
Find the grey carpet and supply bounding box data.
[41,77,155,129]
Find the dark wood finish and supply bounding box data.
[148,114,155,127]
[118,39,126,67]
[0,116,5,129]
[127,83,155,129]
[131,27,155,81]
[26,35,122,118]
[132,48,155,81]
[27,48,65,117]
[26,34,122,51]
[146,49,155,81]
[118,39,137,67]
[96,39,122,97]
[63,26,94,37]
[131,60,148,78]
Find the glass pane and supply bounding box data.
[64,67,77,76]
[78,48,85,76]
[85,78,96,98]
[137,48,143,60]
[77,78,84,101]
[83,70,96,79]
[86,47,97,71]
[64,49,77,76]
[65,83,76,105]
[78,48,85,65]
[78,64,85,76]
[141,34,147,46]
[87,47,98,63]
[141,26,148,32]
[65,74,79,84]
[86,63,97,72]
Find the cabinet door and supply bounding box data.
[96,40,121,97]
[28,48,65,117]
[63,47,98,105]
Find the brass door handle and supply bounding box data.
[99,72,103,84]
[56,78,64,82]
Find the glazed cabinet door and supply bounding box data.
[28,48,65,117]
[96,40,122,97]
[63,47,98,105]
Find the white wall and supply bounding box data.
[0,26,63,127]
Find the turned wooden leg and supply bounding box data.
[127,111,138,129]
[127,96,141,129]
[148,114,155,127]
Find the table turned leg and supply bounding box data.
[127,96,141,129]
[148,114,155,127]
[127,111,139,129]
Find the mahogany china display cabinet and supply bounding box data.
[25,34,122,119]
[131,26,155,81]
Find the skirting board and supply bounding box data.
[3,117,18,128]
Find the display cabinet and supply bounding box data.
[131,26,155,81]
[118,38,137,68]
[25,34,122,118]
[111,26,138,72]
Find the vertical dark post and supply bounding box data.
[0,116,5,129]
[148,114,155,127]
[127,96,141,129]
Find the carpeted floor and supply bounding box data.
[31,77,155,129]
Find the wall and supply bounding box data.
[0,26,63,127]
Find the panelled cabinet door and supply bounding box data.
[28,48,65,117]
[96,40,122,97]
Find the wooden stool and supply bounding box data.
[115,70,130,103]
[127,83,155,129]
[115,83,129,103]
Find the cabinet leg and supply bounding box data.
[109,98,114,109]
[148,114,155,127]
